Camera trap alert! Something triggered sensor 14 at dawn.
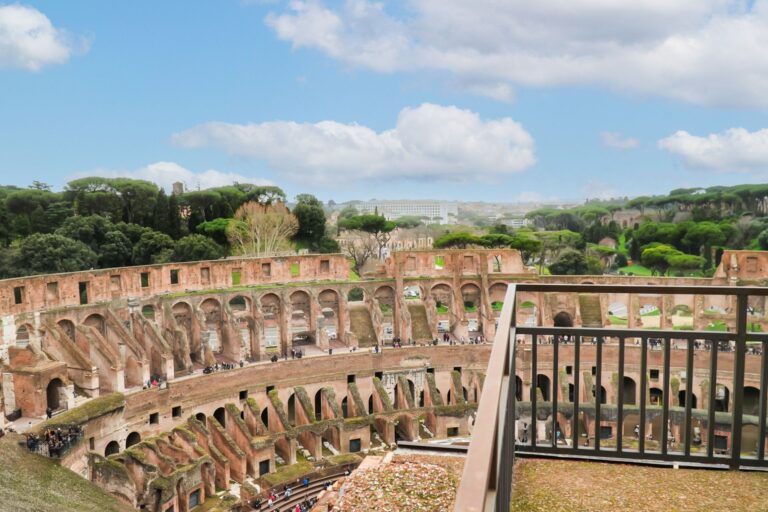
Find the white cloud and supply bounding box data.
[73,162,274,191]
[264,0,768,107]
[658,128,768,172]
[601,131,639,150]
[0,4,85,70]
[172,103,536,185]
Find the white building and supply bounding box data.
[355,200,458,225]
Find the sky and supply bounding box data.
[2,1,768,203]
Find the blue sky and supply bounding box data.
[2,1,768,203]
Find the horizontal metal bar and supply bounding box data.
[513,283,768,296]
[516,326,735,341]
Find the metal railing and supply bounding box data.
[455,283,768,512]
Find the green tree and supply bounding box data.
[293,194,327,249]
[11,234,97,275]
[167,193,183,239]
[196,218,231,246]
[338,214,396,258]
[549,248,588,275]
[100,230,133,268]
[433,232,483,249]
[172,234,223,262]
[152,189,171,235]
[640,244,681,275]
[133,230,175,265]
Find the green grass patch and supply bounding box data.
[262,461,314,487]
[519,300,535,309]
[618,264,653,276]
[436,304,449,314]
[40,393,125,430]
[640,308,660,317]
[492,301,504,312]
[706,321,728,332]
[327,453,362,466]
[607,315,627,325]
[379,303,392,314]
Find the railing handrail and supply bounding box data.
[454,284,517,512]
[455,282,768,512]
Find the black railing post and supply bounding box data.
[552,335,559,449]
[639,337,648,455]
[662,336,671,456]
[731,292,748,468]
[617,337,625,454]
[572,335,581,450]
[707,335,718,459]
[684,337,694,457]
[758,340,768,462]
[595,336,603,452]
[531,334,538,449]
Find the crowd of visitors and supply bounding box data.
[203,361,244,374]
[25,425,83,457]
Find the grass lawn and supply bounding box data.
[706,320,728,332]
[607,315,627,325]
[640,308,660,317]
[618,264,653,276]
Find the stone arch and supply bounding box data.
[213,407,226,427]
[141,305,156,320]
[200,298,222,326]
[318,289,340,341]
[623,377,637,405]
[57,319,76,340]
[430,283,453,316]
[744,386,760,416]
[403,285,422,299]
[650,387,664,406]
[287,394,296,425]
[229,295,249,312]
[84,313,106,336]
[679,390,697,409]
[715,384,730,412]
[289,290,313,345]
[341,397,349,418]
[105,441,120,456]
[374,286,395,315]
[594,385,607,405]
[489,283,508,314]
[15,324,32,347]
[314,389,324,419]
[553,311,573,327]
[126,432,141,448]
[348,287,365,302]
[172,301,192,323]
[460,283,482,313]
[260,293,282,350]
[46,378,65,411]
[536,374,551,402]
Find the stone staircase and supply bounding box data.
[578,294,603,328]
[407,304,432,341]
[348,305,378,347]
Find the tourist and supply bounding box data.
[46,407,52,419]
[302,476,310,488]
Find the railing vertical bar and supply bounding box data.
[573,335,581,450]
[552,334,559,448]
[495,325,515,512]
[595,336,603,452]
[758,340,768,462]
[684,337,694,457]
[617,337,625,454]
[530,334,538,449]
[639,336,648,455]
[662,335,671,456]
[707,333,718,459]
[731,292,748,468]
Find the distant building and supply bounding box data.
[172,181,185,196]
[355,200,458,225]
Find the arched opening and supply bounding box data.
[623,377,637,405]
[418,390,425,407]
[126,432,141,448]
[260,294,281,350]
[368,395,374,414]
[318,290,340,341]
[403,285,422,300]
[462,386,469,402]
[536,374,551,402]
[348,287,365,302]
[715,384,730,412]
[461,284,481,314]
[650,388,664,406]
[141,305,156,320]
[744,386,760,415]
[15,325,31,347]
[214,407,226,427]
[315,390,323,420]
[489,283,507,315]
[287,394,296,425]
[515,376,523,401]
[261,408,269,428]
[57,319,76,340]
[289,290,313,346]
[195,412,206,424]
[430,284,453,317]
[679,390,698,409]
[593,385,607,404]
[84,314,106,336]
[229,296,248,312]
[554,311,573,327]
[341,397,349,418]
[105,441,120,457]
[374,286,395,317]
[46,378,65,412]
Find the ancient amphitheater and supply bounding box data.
[1,249,766,511]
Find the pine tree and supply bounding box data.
[153,189,170,235]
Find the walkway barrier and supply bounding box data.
[455,283,768,512]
